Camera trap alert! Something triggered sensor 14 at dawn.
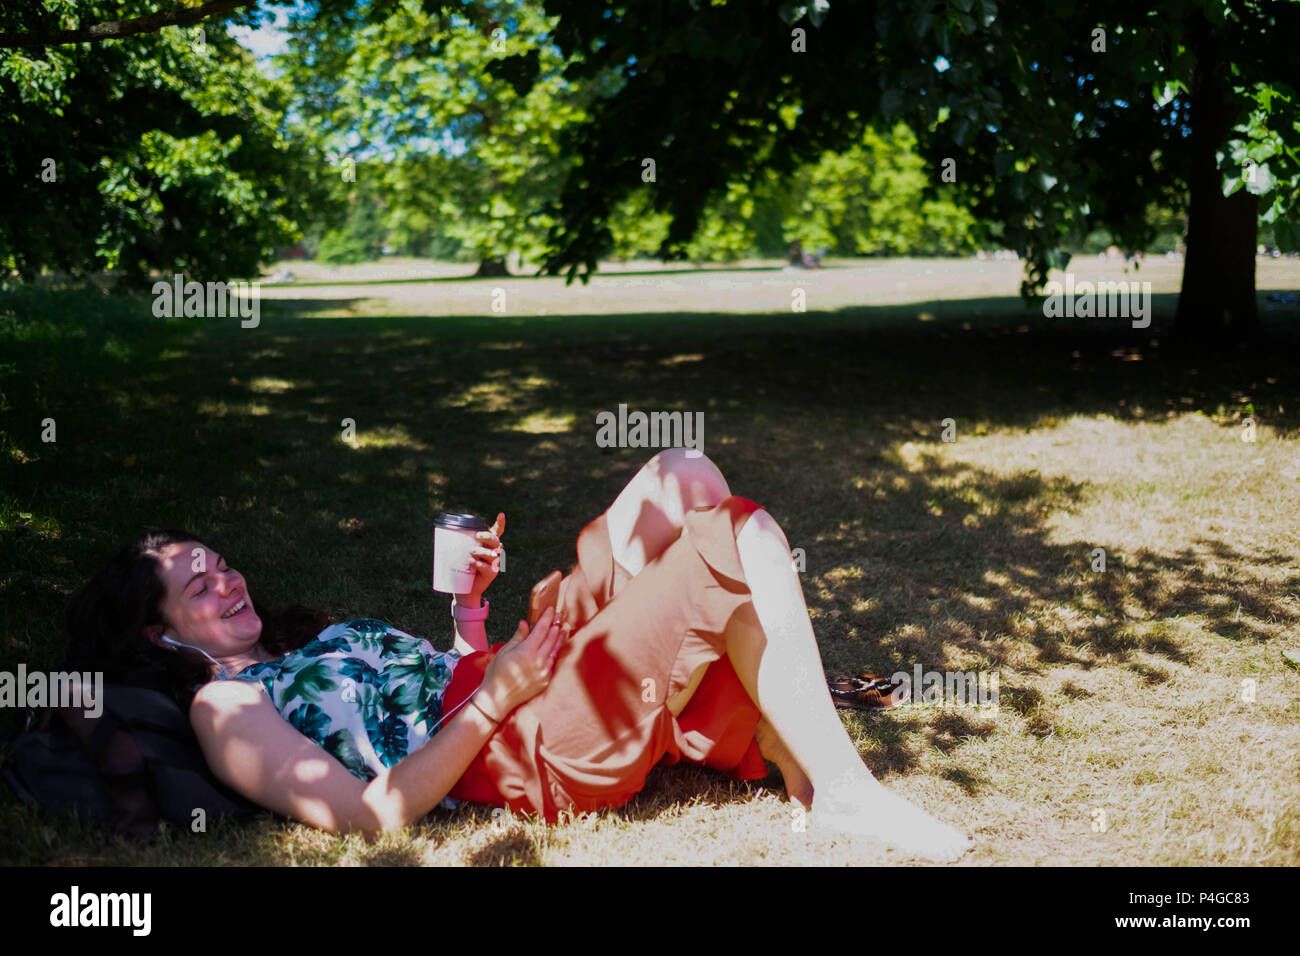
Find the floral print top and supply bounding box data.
[224,618,464,803]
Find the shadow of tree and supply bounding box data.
[356,843,427,866]
[8,293,1299,831]
[464,826,543,866]
[617,761,768,822]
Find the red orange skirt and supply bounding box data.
[444,495,770,821]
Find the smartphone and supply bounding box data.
[528,570,563,626]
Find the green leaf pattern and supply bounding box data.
[228,619,463,784]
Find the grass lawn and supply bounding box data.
[2,256,1299,865]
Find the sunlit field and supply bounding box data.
[255,252,1300,317]
[3,256,1299,865]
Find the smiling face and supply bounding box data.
[144,541,263,664]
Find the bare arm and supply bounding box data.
[452,514,505,656]
[190,678,498,834]
[190,610,566,834]
[452,594,489,656]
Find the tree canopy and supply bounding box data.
[274,0,617,275]
[0,0,331,282]
[503,0,1299,339]
[3,0,1297,343]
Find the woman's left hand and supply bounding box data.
[464,512,505,602]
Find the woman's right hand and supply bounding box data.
[477,606,569,719]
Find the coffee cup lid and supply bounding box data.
[435,512,489,531]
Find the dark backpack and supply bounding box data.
[0,683,265,841]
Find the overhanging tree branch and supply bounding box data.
[0,0,261,50]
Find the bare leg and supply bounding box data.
[604,448,731,578]
[729,509,974,862]
[752,712,814,808]
[604,450,816,799]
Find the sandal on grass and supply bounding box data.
[827,672,907,710]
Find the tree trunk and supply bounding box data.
[1175,189,1258,342]
[1174,18,1259,346]
[474,256,510,278]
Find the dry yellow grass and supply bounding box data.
[5,257,1299,865]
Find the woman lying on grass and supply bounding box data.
[64,449,972,862]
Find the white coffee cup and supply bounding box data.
[432,512,489,594]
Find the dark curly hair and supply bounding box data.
[63,528,332,711]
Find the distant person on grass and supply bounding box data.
[64,450,971,861]
[788,241,823,269]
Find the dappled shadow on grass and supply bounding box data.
[255,296,371,316]
[851,705,1000,783]
[6,294,1300,853]
[463,826,543,866]
[8,304,1298,666]
[356,842,428,866]
[867,710,1004,796]
[616,761,768,823]
[820,454,1294,667]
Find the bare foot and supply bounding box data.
[810,771,973,863]
[754,716,814,809]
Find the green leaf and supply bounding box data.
[1274,217,1300,253]
[324,728,377,781]
[362,703,409,766]
[484,49,541,98]
[339,658,385,687]
[301,635,351,656]
[935,20,951,55]
[1047,248,1072,271]
[778,2,808,25]
[881,88,903,120]
[280,660,338,707]
[287,702,330,746]
[1243,162,1273,195]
